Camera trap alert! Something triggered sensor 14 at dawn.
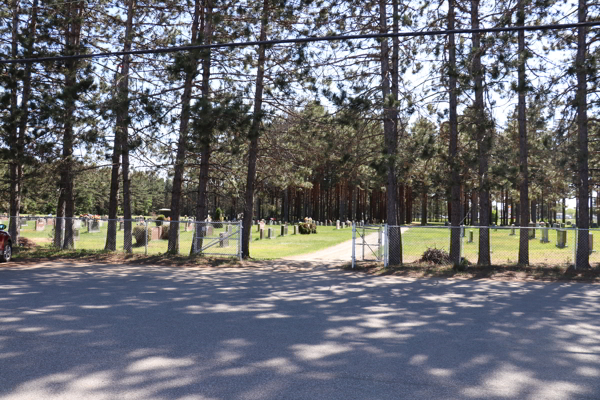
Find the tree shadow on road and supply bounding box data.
[0,262,599,399]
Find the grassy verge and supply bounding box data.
[399,226,592,265]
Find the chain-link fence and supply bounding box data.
[352,224,385,268]
[190,221,242,258]
[2,216,242,260]
[353,223,597,268]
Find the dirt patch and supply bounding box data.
[17,237,38,249]
[344,262,600,283]
[8,247,600,282]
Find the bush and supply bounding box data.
[298,222,317,234]
[155,214,165,226]
[133,225,151,246]
[419,247,450,265]
[161,224,170,240]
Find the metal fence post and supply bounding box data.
[459,225,463,262]
[238,221,243,260]
[352,222,356,269]
[384,224,389,268]
[361,224,365,261]
[573,228,579,266]
[144,220,148,256]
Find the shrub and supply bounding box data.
[133,225,151,246]
[161,224,170,239]
[298,222,317,234]
[155,214,165,226]
[419,247,450,265]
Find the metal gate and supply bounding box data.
[352,223,387,268]
[192,221,242,260]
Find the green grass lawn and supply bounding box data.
[12,220,355,260]
[11,218,593,266]
[249,224,353,259]
[400,226,587,266]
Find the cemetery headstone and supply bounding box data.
[151,227,161,241]
[260,228,264,240]
[510,224,516,236]
[528,223,536,239]
[119,221,124,231]
[73,228,80,241]
[284,225,288,235]
[219,233,229,248]
[468,230,474,243]
[268,228,274,239]
[35,219,45,231]
[556,230,567,248]
[541,228,550,243]
[281,225,285,236]
[336,220,340,230]
[293,225,298,235]
[20,218,28,227]
[73,220,81,229]
[589,233,594,254]
[88,220,100,233]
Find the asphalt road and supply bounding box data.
[0,261,599,400]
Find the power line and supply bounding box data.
[1,21,599,64]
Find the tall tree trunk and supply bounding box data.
[106,0,135,251]
[575,0,589,268]
[61,1,84,250]
[105,133,121,250]
[471,0,490,266]
[168,0,201,253]
[517,0,529,265]
[54,194,65,248]
[9,0,37,244]
[379,0,400,263]
[122,145,132,251]
[448,0,461,266]
[193,0,214,254]
[9,1,19,242]
[242,0,268,258]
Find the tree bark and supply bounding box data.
[8,0,36,244]
[106,0,135,251]
[61,1,84,250]
[193,0,214,254]
[471,0,490,266]
[379,0,400,264]
[242,0,268,258]
[517,0,529,265]
[168,0,202,253]
[448,0,461,266]
[575,0,589,268]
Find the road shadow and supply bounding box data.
[0,261,599,399]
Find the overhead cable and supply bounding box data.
[1,21,599,64]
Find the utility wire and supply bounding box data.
[1,21,599,64]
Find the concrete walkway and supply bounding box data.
[282,226,409,263]
[282,231,381,263]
